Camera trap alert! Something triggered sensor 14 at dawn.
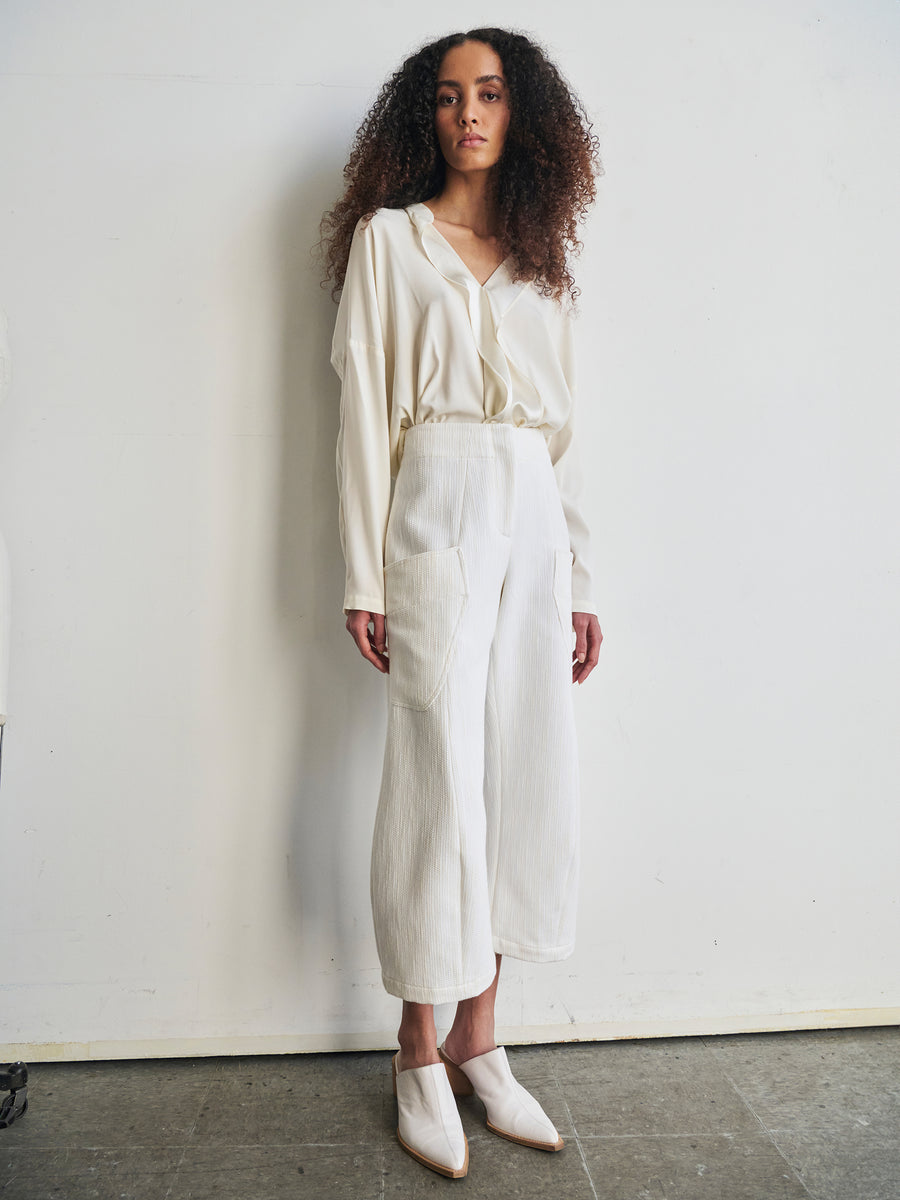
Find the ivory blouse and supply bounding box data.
[331,201,599,618]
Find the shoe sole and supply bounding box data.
[486,1118,565,1151]
[392,1053,469,1178]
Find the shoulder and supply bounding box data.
[353,206,414,242]
[342,206,419,297]
[370,205,413,228]
[346,207,419,284]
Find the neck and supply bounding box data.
[428,168,499,237]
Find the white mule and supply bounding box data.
[391,1052,469,1178]
[438,1042,564,1151]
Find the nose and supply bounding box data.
[458,96,479,126]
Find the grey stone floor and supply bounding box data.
[1,1026,898,1199]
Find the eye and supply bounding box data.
[437,94,458,106]
[482,92,501,102]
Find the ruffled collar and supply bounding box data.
[405,201,529,419]
[405,202,525,323]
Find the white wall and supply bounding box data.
[1,0,898,1062]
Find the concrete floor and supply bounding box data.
[1,1026,898,1199]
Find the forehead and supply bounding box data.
[436,39,505,82]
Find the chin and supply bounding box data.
[451,153,500,172]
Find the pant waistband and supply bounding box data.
[399,420,549,462]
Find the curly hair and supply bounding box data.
[319,27,603,305]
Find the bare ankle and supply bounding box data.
[397,1020,440,1070]
[396,1037,440,1071]
[443,1023,497,1064]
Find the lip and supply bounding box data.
[458,135,486,147]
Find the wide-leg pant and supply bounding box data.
[371,421,581,1004]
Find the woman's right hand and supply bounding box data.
[345,610,389,674]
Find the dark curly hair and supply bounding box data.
[319,27,603,305]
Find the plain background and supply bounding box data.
[1,0,898,1061]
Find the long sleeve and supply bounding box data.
[331,219,392,616]
[545,310,599,617]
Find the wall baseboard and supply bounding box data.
[3,1007,898,1063]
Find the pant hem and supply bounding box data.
[492,936,575,962]
[381,966,500,1005]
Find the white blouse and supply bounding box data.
[331,201,599,618]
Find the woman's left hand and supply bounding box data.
[572,612,602,685]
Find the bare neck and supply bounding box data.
[425,169,499,238]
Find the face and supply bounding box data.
[434,40,511,176]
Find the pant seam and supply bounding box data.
[449,456,469,985]
[447,672,466,988]
[555,708,580,948]
[454,455,469,548]
[486,648,502,930]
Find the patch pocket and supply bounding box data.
[552,548,575,645]
[384,546,468,710]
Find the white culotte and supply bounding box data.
[371,420,581,1004]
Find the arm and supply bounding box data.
[545,308,599,618]
[331,217,393,619]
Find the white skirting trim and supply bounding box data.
[3,1007,899,1063]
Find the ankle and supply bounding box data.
[397,1029,440,1071]
[443,1026,497,1064]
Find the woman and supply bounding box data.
[321,27,603,1179]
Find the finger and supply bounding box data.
[358,635,389,673]
[372,612,387,657]
[573,625,587,666]
[361,643,389,673]
[570,612,590,680]
[367,612,388,672]
[346,612,390,674]
[572,620,602,685]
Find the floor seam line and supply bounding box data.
[715,1063,820,1200]
[550,1046,601,1200]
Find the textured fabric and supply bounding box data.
[371,421,580,1004]
[331,201,598,617]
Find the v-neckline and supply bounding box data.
[412,202,511,290]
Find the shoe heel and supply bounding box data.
[438,1046,474,1096]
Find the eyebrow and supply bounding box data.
[436,74,506,87]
